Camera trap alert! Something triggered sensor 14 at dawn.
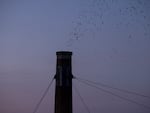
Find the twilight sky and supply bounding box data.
[0,0,150,113]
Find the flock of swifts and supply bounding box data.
[66,0,150,47]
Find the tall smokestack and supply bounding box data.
[54,51,73,113]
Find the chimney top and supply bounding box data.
[56,51,72,55]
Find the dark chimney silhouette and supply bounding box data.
[54,51,73,113]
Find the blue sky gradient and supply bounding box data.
[0,0,150,113]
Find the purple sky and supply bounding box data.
[0,0,150,113]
